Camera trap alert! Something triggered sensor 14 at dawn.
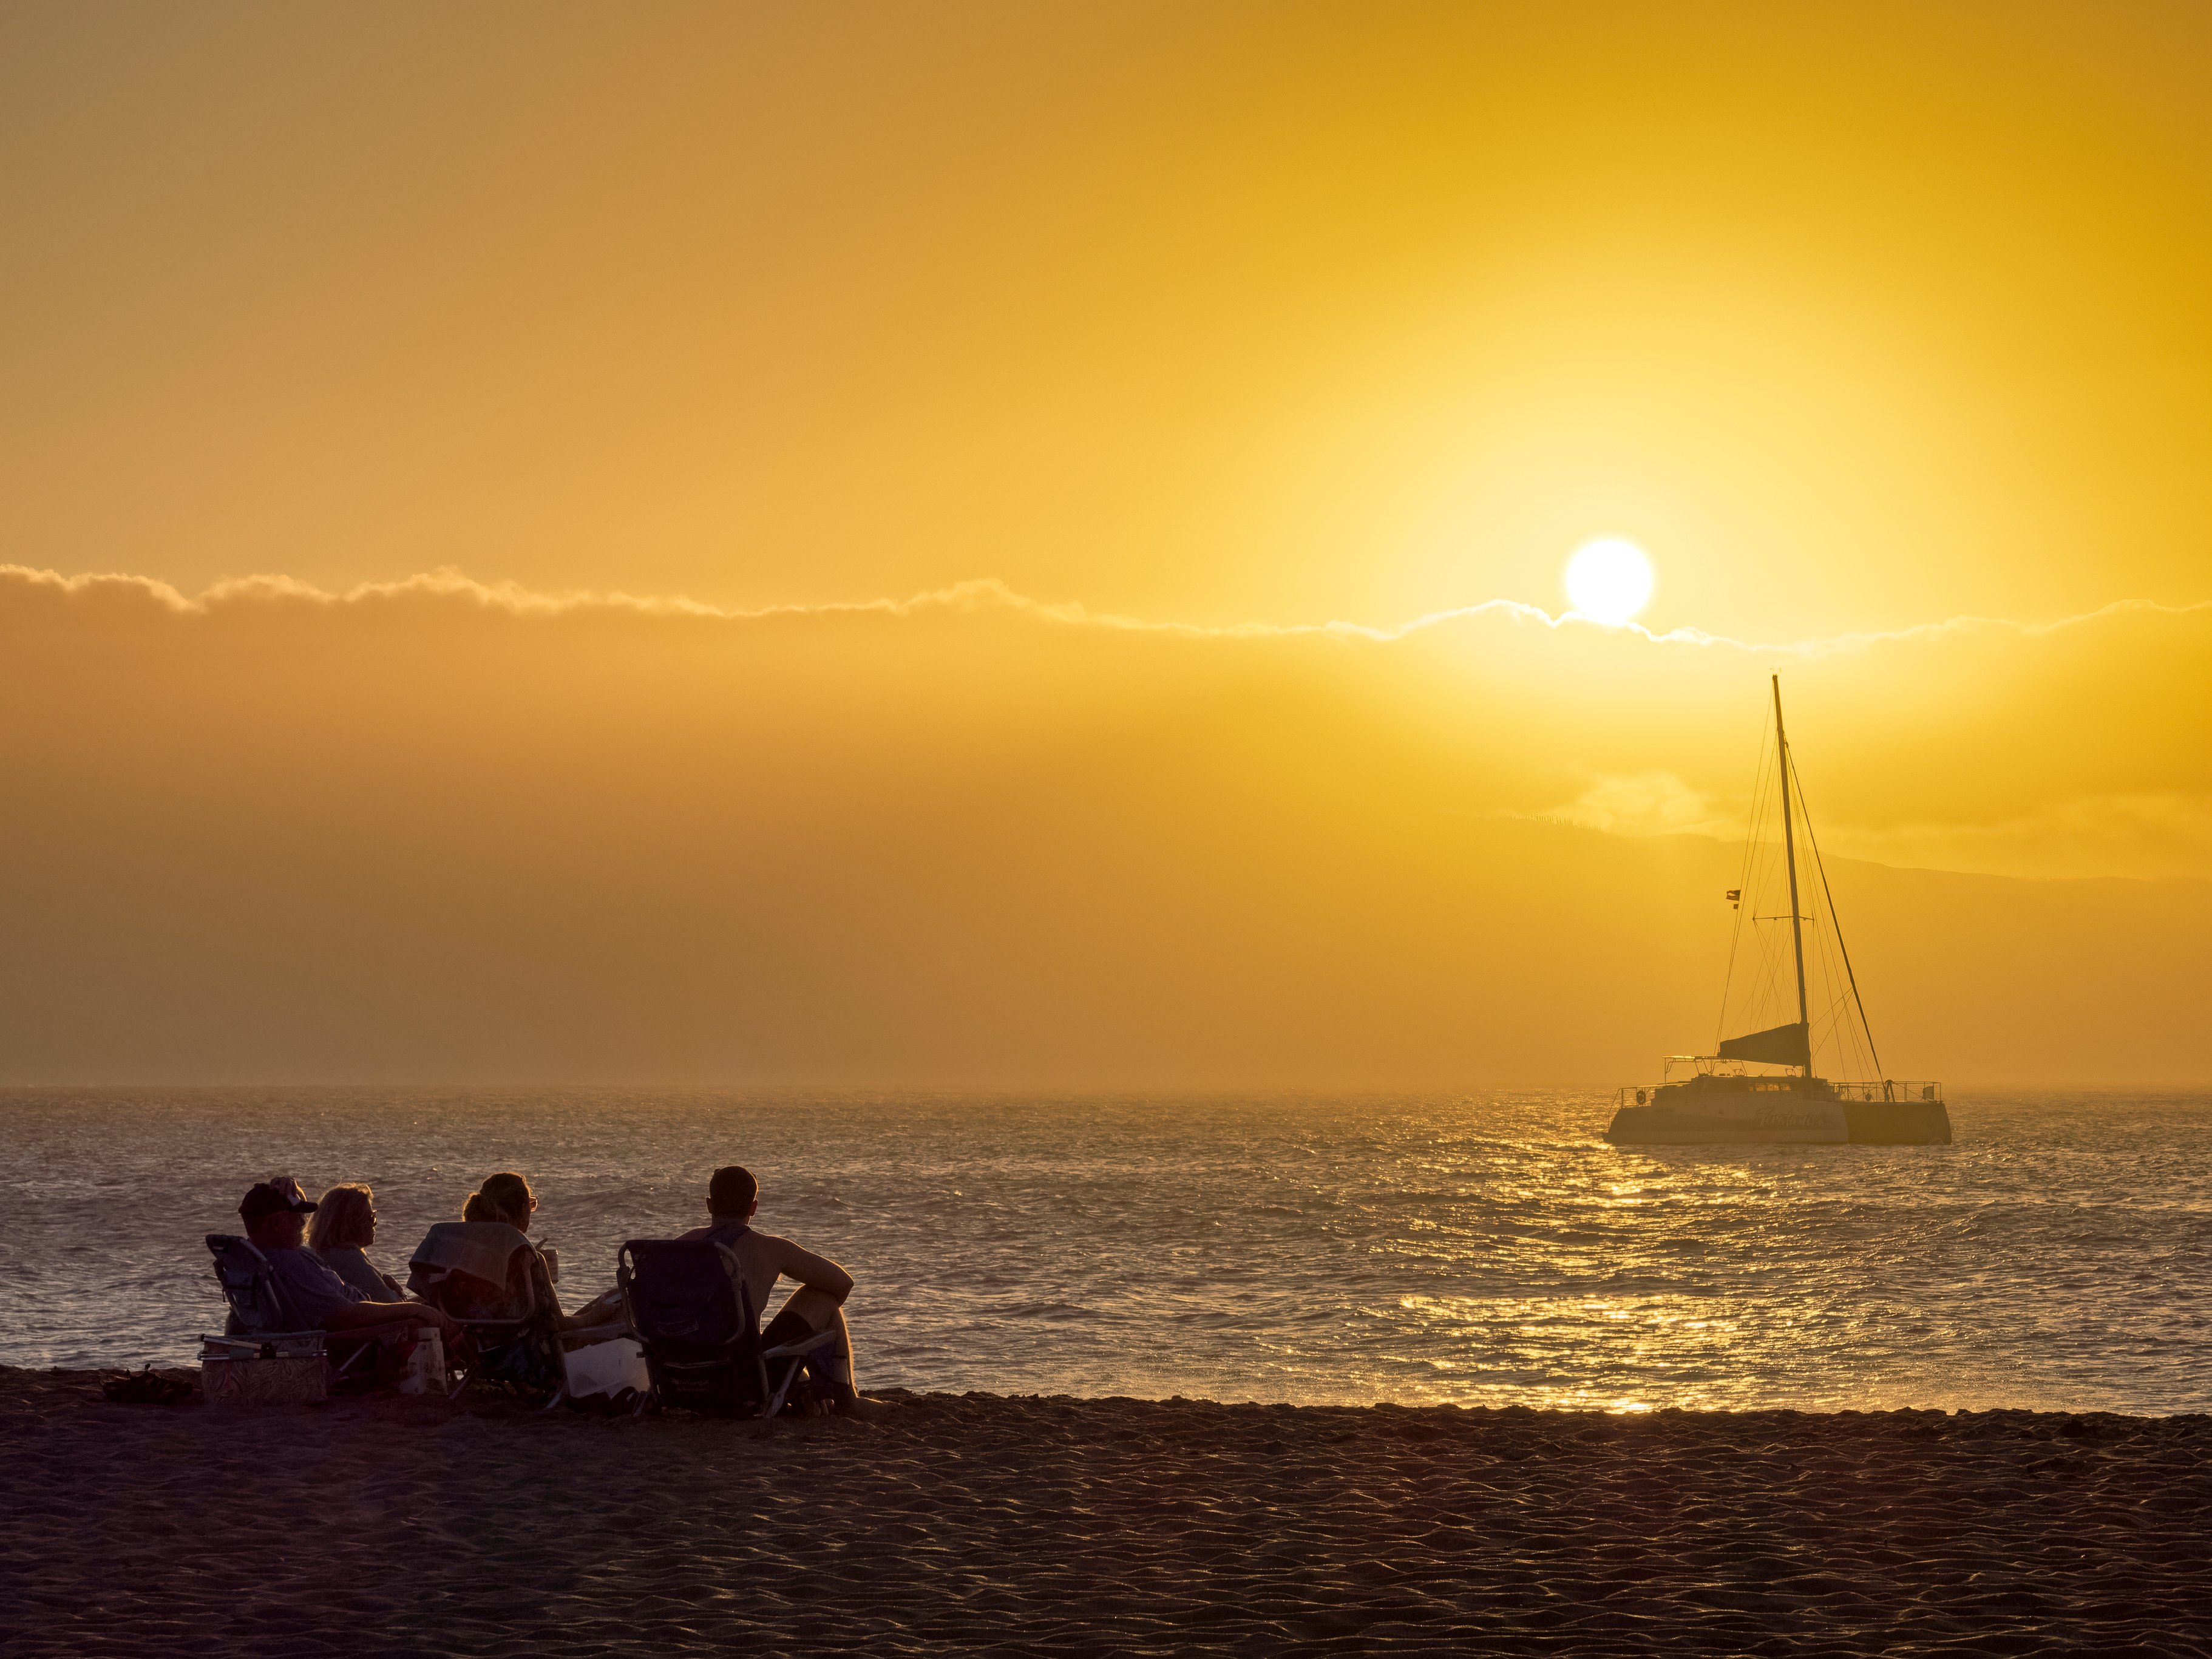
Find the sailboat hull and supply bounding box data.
[1607,1096,1846,1144]
[1837,1100,1953,1145]
[1605,1093,1951,1146]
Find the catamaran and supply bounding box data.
[1605,675,1950,1146]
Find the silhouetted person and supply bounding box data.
[239,1178,462,1345]
[309,1182,409,1301]
[459,1170,623,1329]
[680,1164,878,1413]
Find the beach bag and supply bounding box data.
[101,1366,192,1405]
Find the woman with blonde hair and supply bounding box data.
[460,1170,623,1328]
[308,1182,409,1301]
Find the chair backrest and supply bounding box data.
[620,1238,755,1346]
[619,1240,765,1413]
[407,1223,550,1326]
[206,1233,299,1336]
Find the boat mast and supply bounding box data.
[1772,674,1810,1073]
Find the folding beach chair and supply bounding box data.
[201,1233,378,1382]
[617,1239,838,1419]
[407,1221,578,1406]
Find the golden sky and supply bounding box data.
[0,4,2205,1082]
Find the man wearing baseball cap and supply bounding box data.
[239,1176,463,1345]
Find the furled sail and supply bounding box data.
[1717,1020,1811,1068]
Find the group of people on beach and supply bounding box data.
[229,1164,877,1412]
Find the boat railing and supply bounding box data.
[1827,1080,1944,1104]
[1661,1054,1786,1082]
[1613,1080,1817,1107]
[1615,1079,1943,1108]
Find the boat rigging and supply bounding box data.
[1604,675,1949,1146]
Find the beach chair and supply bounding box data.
[617,1239,839,1419]
[201,1234,376,1383]
[406,1221,579,1406]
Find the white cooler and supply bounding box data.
[561,1332,650,1401]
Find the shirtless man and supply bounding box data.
[679,1165,878,1413]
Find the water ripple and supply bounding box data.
[1,1087,2205,1411]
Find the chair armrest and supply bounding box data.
[762,1329,840,1360]
[199,1332,328,1356]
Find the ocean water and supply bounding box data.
[2,1088,2206,1414]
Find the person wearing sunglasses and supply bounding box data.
[308,1183,409,1301]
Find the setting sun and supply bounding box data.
[1564,538,1655,625]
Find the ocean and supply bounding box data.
[4,1088,2205,1413]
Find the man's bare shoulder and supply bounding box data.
[744,1230,849,1287]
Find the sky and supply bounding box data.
[0,2,2205,1084]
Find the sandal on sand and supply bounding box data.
[101,1367,193,1406]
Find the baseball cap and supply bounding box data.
[239,1178,319,1224]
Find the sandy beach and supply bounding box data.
[3,1368,2205,1657]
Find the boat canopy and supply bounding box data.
[1716,1020,1811,1068]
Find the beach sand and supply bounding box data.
[2,1367,2205,1657]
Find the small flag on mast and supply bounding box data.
[1725,889,1742,906]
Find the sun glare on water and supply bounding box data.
[1564,538,1654,625]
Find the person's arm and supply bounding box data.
[322,1298,462,1342]
[322,1247,402,1304]
[768,1237,853,1303]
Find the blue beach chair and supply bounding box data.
[201,1233,377,1382]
